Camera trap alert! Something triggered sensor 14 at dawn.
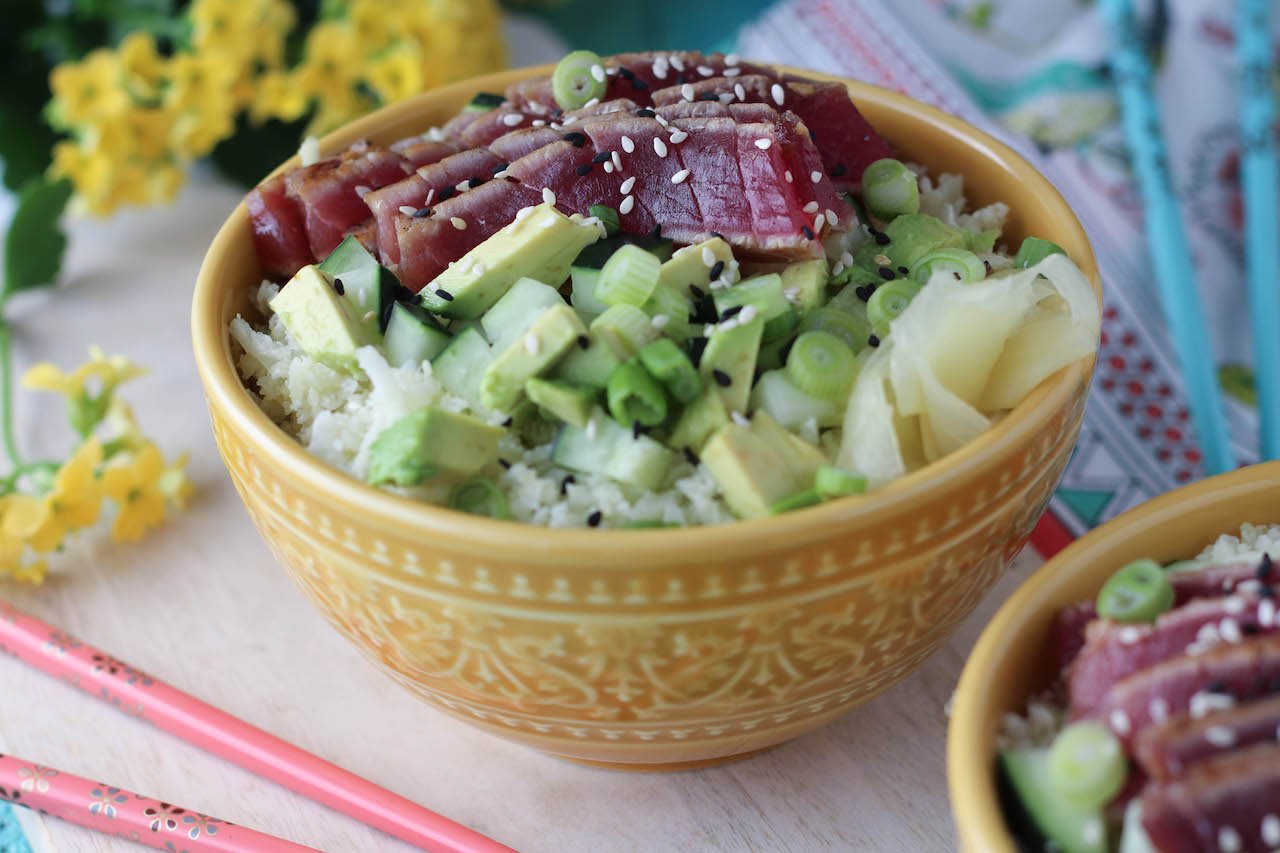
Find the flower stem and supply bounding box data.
[0,322,23,471]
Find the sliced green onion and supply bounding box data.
[911,248,985,284]
[799,306,871,353]
[596,244,661,307]
[589,204,620,237]
[448,477,511,519]
[866,279,922,337]
[786,330,856,400]
[814,465,868,498]
[1015,236,1066,269]
[769,488,823,514]
[1047,722,1128,810]
[639,338,702,403]
[591,304,657,357]
[552,50,608,111]
[860,158,919,221]
[1096,559,1174,623]
[606,359,668,428]
[641,281,692,340]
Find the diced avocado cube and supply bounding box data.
[317,234,395,336]
[420,203,599,319]
[780,259,829,314]
[431,326,493,410]
[700,412,824,519]
[367,407,504,486]
[591,304,659,358]
[551,408,677,491]
[713,274,795,341]
[700,316,763,413]
[525,378,597,427]
[668,385,729,452]
[748,410,827,471]
[269,264,373,371]
[480,277,567,352]
[553,331,621,388]
[659,237,735,296]
[480,304,586,412]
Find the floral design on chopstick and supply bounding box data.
[181,812,221,840]
[88,785,128,819]
[89,653,153,686]
[143,801,185,832]
[16,765,56,793]
[45,629,83,657]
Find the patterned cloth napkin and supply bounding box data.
[739,0,1277,551]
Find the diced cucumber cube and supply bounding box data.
[551,408,677,491]
[384,301,451,367]
[318,235,396,337]
[481,277,566,352]
[591,304,660,358]
[553,332,622,388]
[432,326,494,410]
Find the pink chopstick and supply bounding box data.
[0,753,318,852]
[0,600,516,853]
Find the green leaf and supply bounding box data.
[3,177,73,299]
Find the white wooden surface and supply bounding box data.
[0,172,1046,853]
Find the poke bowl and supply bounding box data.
[192,54,1101,769]
[948,462,1280,851]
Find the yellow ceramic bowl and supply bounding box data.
[948,462,1280,849]
[192,65,1100,770]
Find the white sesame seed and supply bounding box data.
[455,181,470,193]
[502,113,524,127]
[840,252,854,267]
[1262,815,1280,847]
[620,176,636,194]
[1191,690,1236,718]
[783,288,801,304]
[653,137,668,157]
[811,170,824,184]
[784,170,793,182]
[802,201,820,214]
[493,169,510,179]
[542,187,557,206]
[590,64,605,83]
[515,206,534,221]
[398,205,417,216]
[621,135,635,153]
[1218,827,1241,853]
[655,114,669,127]
[354,184,370,198]
[1220,618,1244,644]
[424,188,435,206]
[717,92,735,106]
[813,212,825,233]
[874,253,893,267]
[734,83,747,102]
[652,59,668,80]
[731,411,751,428]
[472,262,485,276]
[1118,626,1143,644]
[620,195,635,215]
[450,217,467,230]
[362,310,376,323]
[702,247,716,267]
[1205,725,1237,747]
[1109,709,1131,735]
[669,55,685,72]
[754,138,771,150]
[651,314,670,329]
[532,119,546,127]
[724,53,740,66]
[612,151,622,170]
[586,418,598,440]
[723,67,741,77]
[771,83,786,106]
[669,129,688,144]
[738,304,758,324]
[603,161,615,174]
[583,97,600,109]
[1225,596,1247,614]
[1081,820,1103,847]
[1261,599,1277,627]
[671,169,690,184]
[825,208,838,227]
[710,277,731,290]
[1150,697,1169,722]
[681,83,695,102]
[524,333,540,355]
[697,65,715,77]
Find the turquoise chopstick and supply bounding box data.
[1237,0,1280,460]
[1100,0,1235,475]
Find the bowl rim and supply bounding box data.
[191,63,1101,564]
[946,460,1280,852]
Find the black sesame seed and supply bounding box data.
[801,225,815,239]
[710,231,724,240]
[698,92,719,101]
[501,416,514,427]
[683,446,700,465]
[688,336,708,366]
[563,131,586,147]
[809,129,818,143]
[1243,623,1261,636]
[575,163,593,176]
[332,277,345,295]
[868,334,881,348]
[897,266,909,275]
[635,108,656,117]
[1207,681,1229,695]
[830,163,847,178]
[1263,586,1277,598]
[492,161,509,175]
[591,150,611,164]
[878,266,896,281]
[709,260,725,281]
[468,176,484,188]
[437,186,456,201]
[413,207,432,218]
[720,305,743,320]
[498,458,512,469]
[632,420,643,440]
[577,334,590,350]
[435,289,454,301]
[560,474,576,495]
[632,78,650,91]
[689,284,706,299]
[855,285,872,302]
[618,67,636,80]
[587,510,602,527]
[1259,554,1273,579]
[874,232,890,246]
[712,369,732,387]
[953,272,962,281]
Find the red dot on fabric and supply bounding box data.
[1122,332,1136,346]
[1128,380,1145,396]
[1146,405,1162,419]
[1101,378,1116,391]
[1120,403,1134,416]
[1165,428,1183,442]
[1177,470,1192,482]
[1111,355,1127,371]
[1156,447,1170,460]
[1185,449,1202,463]
[1177,409,1190,421]
[1139,426,1153,439]
[1100,330,1110,346]
[1140,359,1154,372]
[1105,307,1119,320]
[1157,384,1172,397]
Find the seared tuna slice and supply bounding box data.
[365,149,505,266]
[734,120,823,256]
[1069,595,1278,716]
[284,144,410,261]
[395,179,543,291]
[440,111,484,144]
[505,139,658,235]
[490,127,564,162]
[504,77,558,116]
[246,173,312,279]
[461,108,541,148]
[389,137,459,169]
[604,52,772,105]
[1136,694,1280,781]
[1140,743,1280,853]
[1170,559,1276,601]
[1086,634,1280,749]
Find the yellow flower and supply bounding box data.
[250,70,310,123]
[158,453,194,511]
[295,22,360,99]
[164,53,239,116]
[86,347,147,393]
[47,49,128,128]
[118,32,166,103]
[366,45,426,105]
[191,0,295,69]
[102,444,168,543]
[0,497,50,584]
[6,440,104,553]
[23,360,98,398]
[94,107,174,163]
